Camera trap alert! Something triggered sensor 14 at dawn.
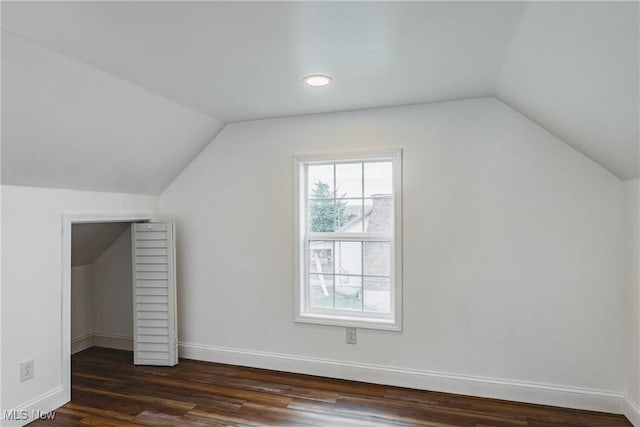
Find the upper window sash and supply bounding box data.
[303,155,396,237]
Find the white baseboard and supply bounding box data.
[624,396,640,427]
[0,386,66,427]
[71,333,95,354]
[179,341,624,415]
[93,333,133,351]
[71,333,133,353]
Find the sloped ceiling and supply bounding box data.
[71,222,130,267]
[497,2,639,180]
[1,30,224,195]
[1,1,638,193]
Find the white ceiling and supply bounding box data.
[1,1,638,193]
[71,222,130,267]
[1,2,526,121]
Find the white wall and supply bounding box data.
[625,179,640,425]
[71,265,94,353]
[159,97,627,412]
[1,185,156,420]
[93,228,134,347]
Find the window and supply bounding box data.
[294,150,402,330]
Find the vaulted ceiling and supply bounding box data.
[2,1,638,195]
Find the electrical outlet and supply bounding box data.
[346,327,357,344]
[20,360,34,382]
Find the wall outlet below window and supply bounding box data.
[346,327,357,344]
[20,360,34,382]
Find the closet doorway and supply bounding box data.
[70,221,136,356]
[61,213,178,403]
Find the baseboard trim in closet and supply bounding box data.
[71,333,95,354]
[93,333,133,351]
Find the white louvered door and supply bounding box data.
[131,222,178,366]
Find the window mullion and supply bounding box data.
[333,163,337,232]
[361,162,365,312]
[332,240,336,309]
[360,241,364,312]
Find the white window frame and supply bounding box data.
[293,149,402,331]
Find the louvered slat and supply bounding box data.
[138,335,169,343]
[136,248,168,256]
[136,264,168,272]
[137,311,169,320]
[135,256,168,264]
[138,319,169,328]
[135,240,168,248]
[137,295,169,304]
[137,287,169,296]
[136,280,168,288]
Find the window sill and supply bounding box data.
[295,312,402,331]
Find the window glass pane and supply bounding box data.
[336,163,363,198]
[335,241,361,275]
[363,198,373,231]
[308,164,334,199]
[364,161,392,197]
[310,274,334,309]
[336,199,363,231]
[308,199,336,232]
[309,241,333,274]
[363,242,391,276]
[335,275,362,311]
[363,197,393,234]
[364,277,391,313]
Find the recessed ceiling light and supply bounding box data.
[303,74,332,87]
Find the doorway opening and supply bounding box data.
[61,213,153,403]
[71,221,136,355]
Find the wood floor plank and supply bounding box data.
[27,347,632,426]
[78,416,148,427]
[60,403,138,422]
[31,412,85,426]
[147,376,293,407]
[105,383,245,413]
[236,369,388,398]
[238,401,408,427]
[383,388,584,426]
[134,410,223,427]
[335,394,529,427]
[285,398,414,426]
[73,384,197,415]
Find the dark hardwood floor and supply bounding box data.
[30,347,631,426]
